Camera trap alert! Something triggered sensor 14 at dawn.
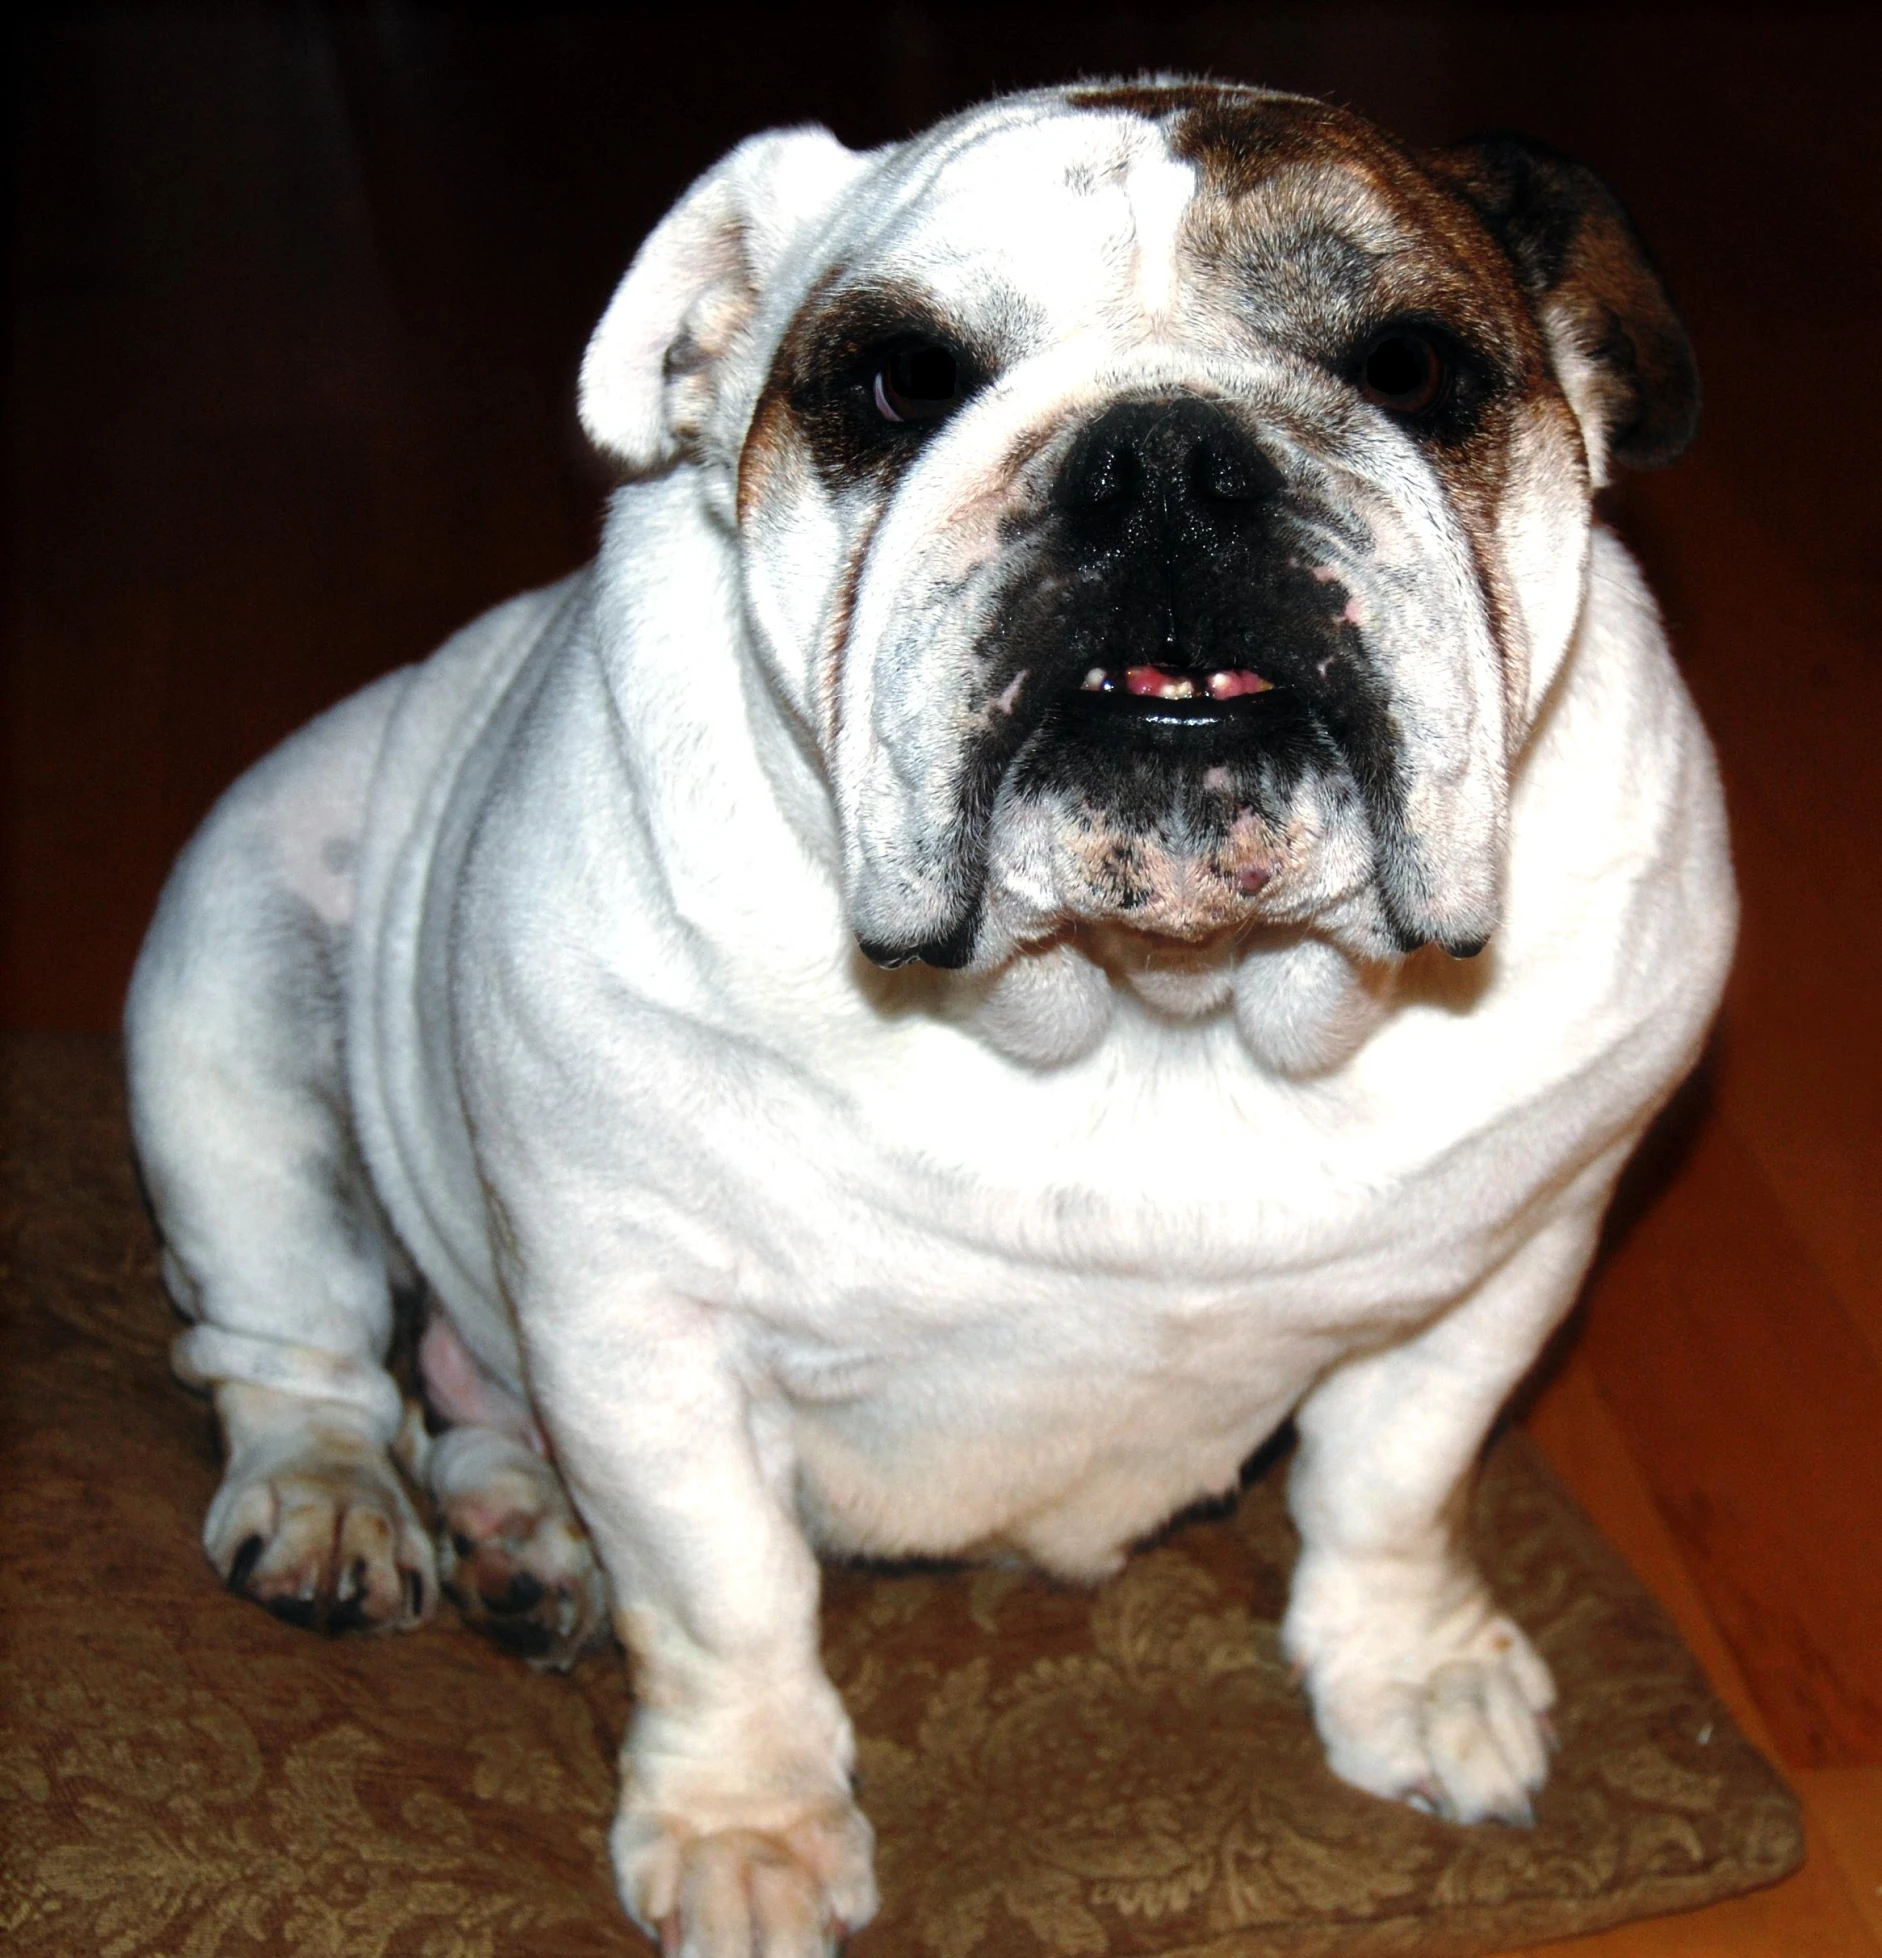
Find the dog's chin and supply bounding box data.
[980,653,1350,937]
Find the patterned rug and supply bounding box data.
[1,1035,1802,1956]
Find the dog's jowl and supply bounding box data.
[126,83,1732,1955]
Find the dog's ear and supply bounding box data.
[1428,135,1699,483]
[579,127,867,474]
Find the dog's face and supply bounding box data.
[580,85,1696,986]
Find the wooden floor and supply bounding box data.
[6,8,1879,1949]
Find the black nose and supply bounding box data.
[1052,397,1284,531]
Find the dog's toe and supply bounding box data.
[429,1427,610,1669]
[617,1800,875,1958]
[206,1439,435,1635]
[1301,1607,1555,1826]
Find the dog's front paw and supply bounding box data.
[207,1430,435,1633]
[429,1427,610,1669]
[614,1797,876,1958]
[1288,1565,1555,1825]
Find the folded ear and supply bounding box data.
[1428,135,1699,483]
[578,126,868,475]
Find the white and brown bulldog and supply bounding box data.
[127,81,1734,1955]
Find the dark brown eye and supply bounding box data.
[1359,331,1445,415]
[873,343,962,424]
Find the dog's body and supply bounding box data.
[127,83,1733,1955]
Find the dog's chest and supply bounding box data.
[678,1003,1559,1567]
[735,1086,1470,1572]
[720,998,1537,1328]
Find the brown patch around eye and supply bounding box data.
[743,270,992,500]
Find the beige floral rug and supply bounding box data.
[1,1036,1802,1956]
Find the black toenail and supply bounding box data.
[228,1535,265,1592]
[480,1616,556,1658]
[482,1572,545,1617]
[406,1569,425,1618]
[265,1595,321,1631]
[326,1591,371,1636]
[451,1532,476,1558]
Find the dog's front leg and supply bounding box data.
[522,1291,875,1957]
[1282,1196,1609,1826]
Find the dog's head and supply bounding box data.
[579,85,1696,1056]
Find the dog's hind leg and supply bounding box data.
[407,1309,610,1668]
[126,669,436,1633]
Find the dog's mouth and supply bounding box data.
[1061,662,1280,736]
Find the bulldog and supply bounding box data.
[126,81,1734,1955]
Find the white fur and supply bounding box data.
[126,88,1735,1955]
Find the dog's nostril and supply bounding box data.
[1194,439,1282,505]
[1089,446,1136,506]
[1057,438,1138,513]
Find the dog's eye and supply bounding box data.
[873,343,963,425]
[1357,330,1446,416]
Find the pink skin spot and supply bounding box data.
[1306,562,1363,628]
[419,1313,546,1455]
[1202,765,1232,792]
[1236,864,1273,896]
[991,669,1028,715]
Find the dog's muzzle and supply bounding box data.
[850,388,1503,970]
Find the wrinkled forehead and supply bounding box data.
[859,111,1199,320]
[828,90,1524,349]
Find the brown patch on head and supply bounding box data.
[1074,86,1693,478]
[1174,91,1398,199]
[1173,91,1546,354]
[1072,83,1484,259]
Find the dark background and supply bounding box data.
[6,4,1882,1935]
